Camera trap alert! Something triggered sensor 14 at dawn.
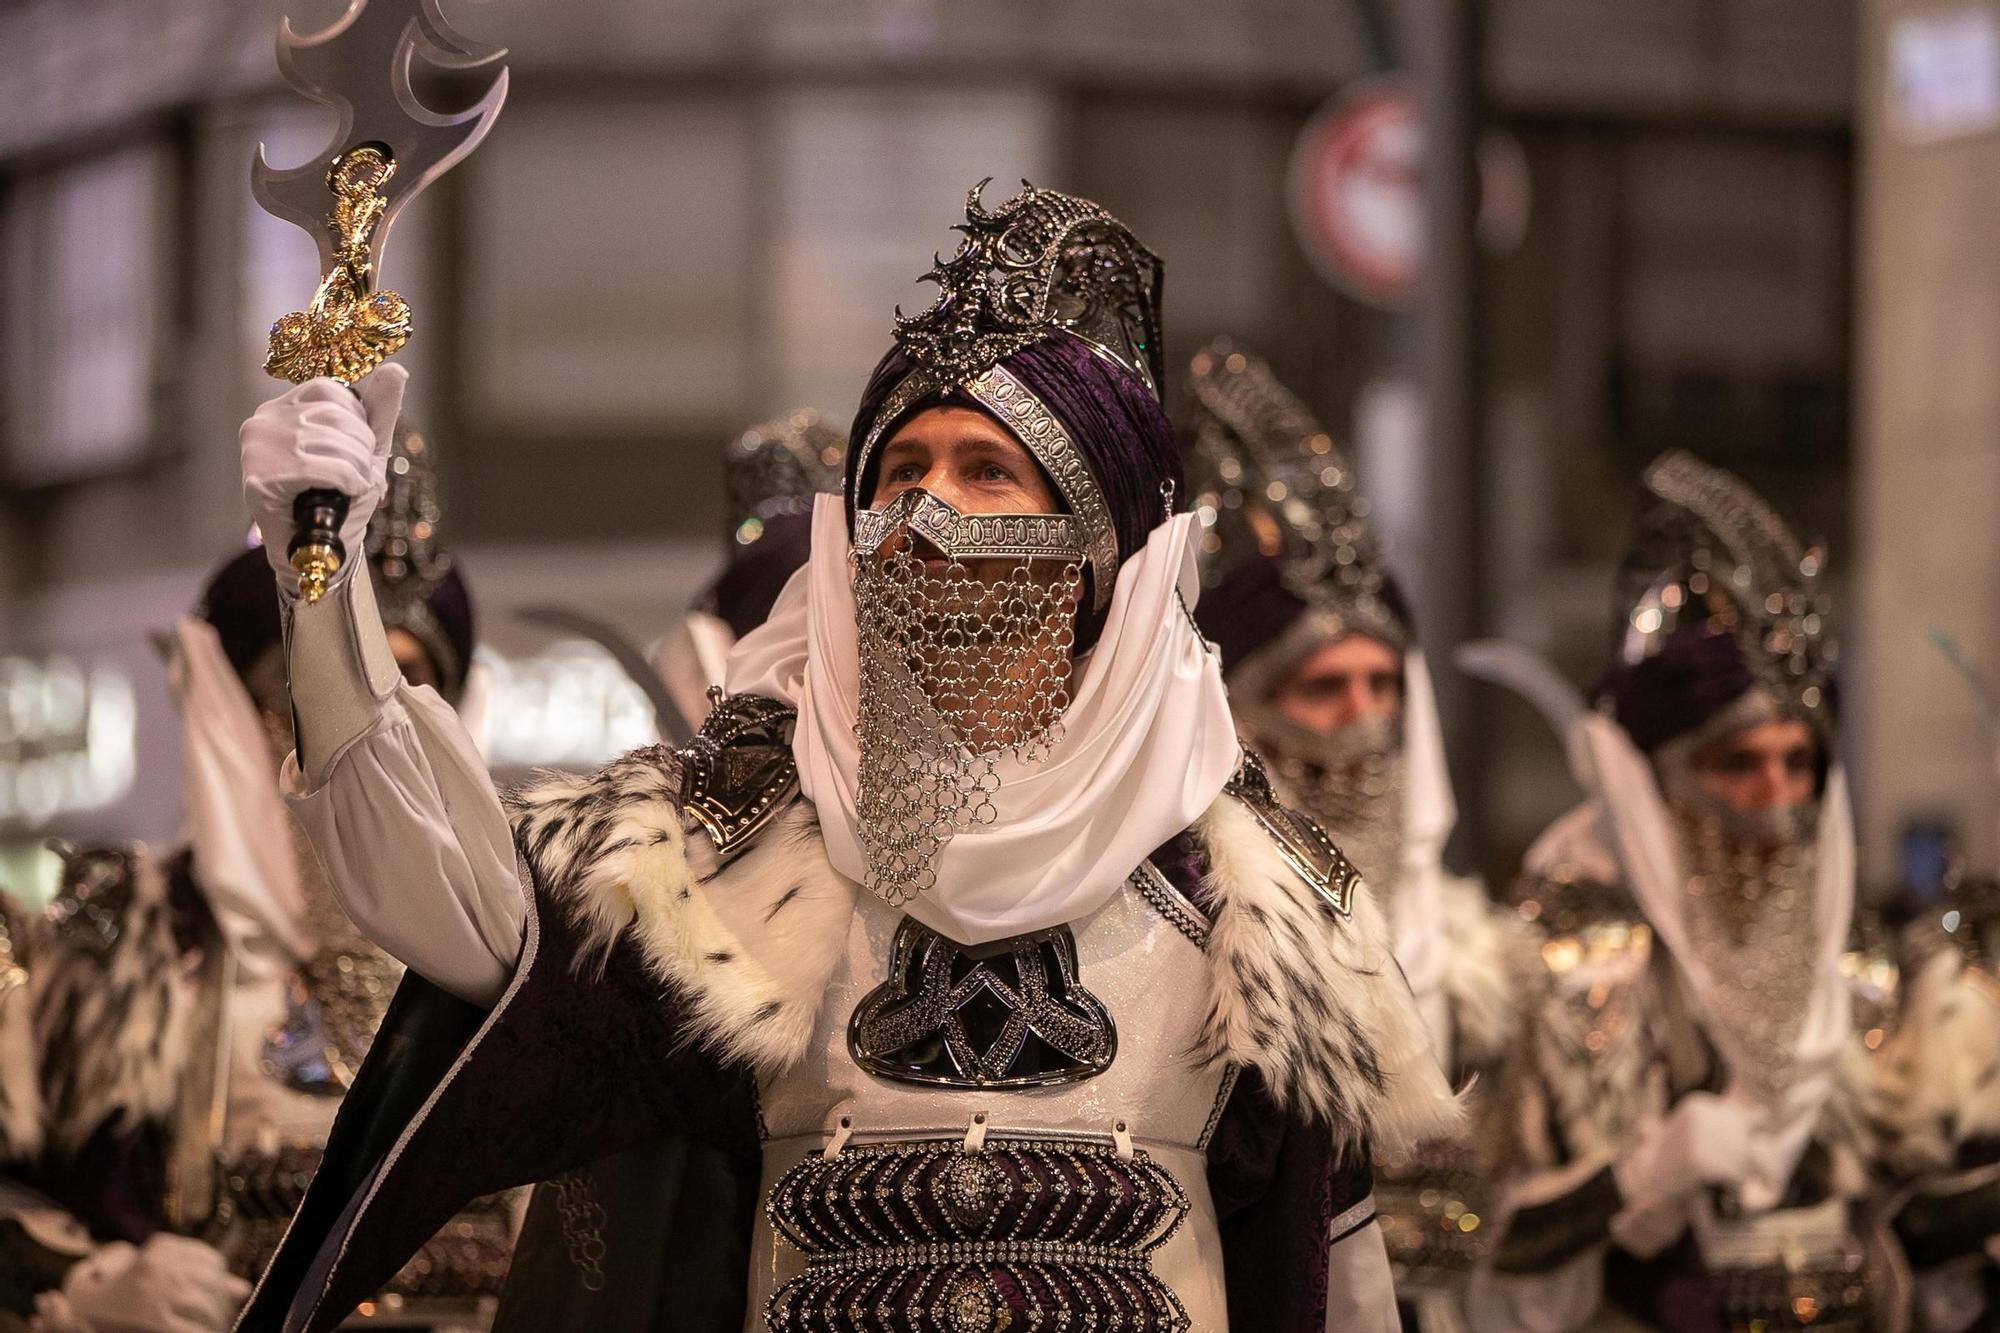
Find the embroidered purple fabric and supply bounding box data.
[1590,621,1760,754]
[1191,549,1414,678]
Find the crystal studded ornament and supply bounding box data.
[1618,451,1835,726]
[893,179,1164,396]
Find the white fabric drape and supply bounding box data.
[1391,649,1456,1063]
[169,616,314,974]
[283,685,525,1007]
[1576,713,1854,1209]
[727,495,1241,947]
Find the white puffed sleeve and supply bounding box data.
[282,686,523,1007]
[277,565,524,1007]
[1322,1220,1402,1332]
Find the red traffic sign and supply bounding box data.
[1289,80,1529,310]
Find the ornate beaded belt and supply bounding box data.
[1716,1252,1873,1333]
[764,1136,1192,1333]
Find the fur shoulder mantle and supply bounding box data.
[506,698,1457,1152]
[1192,761,1461,1154]
[504,697,856,1077]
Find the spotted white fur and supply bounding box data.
[33,847,196,1155]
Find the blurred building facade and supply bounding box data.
[1855,0,2000,896]
[1,0,1885,894]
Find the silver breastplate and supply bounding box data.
[749,882,1235,1332]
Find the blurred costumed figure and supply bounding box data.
[1871,776,2000,1320]
[1469,452,1892,1332]
[0,889,248,1331]
[654,411,845,731]
[4,423,517,1330]
[1860,617,2000,1330]
[1184,339,1526,1330]
[230,180,1457,1331]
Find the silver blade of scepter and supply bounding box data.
[253,0,507,600]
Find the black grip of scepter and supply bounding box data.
[289,488,350,603]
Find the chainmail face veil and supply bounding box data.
[1214,598,1412,893]
[726,496,1239,947]
[1643,689,1826,1101]
[849,490,1087,905]
[1236,703,1407,887]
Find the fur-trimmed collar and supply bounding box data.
[1191,796,1460,1155]
[509,752,1457,1150]
[507,746,856,1074]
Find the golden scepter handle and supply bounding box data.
[264,143,413,602]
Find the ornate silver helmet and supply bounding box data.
[893,178,1163,397]
[723,409,844,548]
[1613,449,1834,735]
[366,422,473,701]
[1186,337,1407,666]
[853,181,1167,614]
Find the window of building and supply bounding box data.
[1,141,168,487]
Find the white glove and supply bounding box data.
[48,1234,250,1333]
[239,365,407,593]
[1610,1091,1760,1257]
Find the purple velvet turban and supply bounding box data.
[1592,623,1756,754]
[700,511,816,642]
[198,548,287,684]
[1193,553,1414,679]
[1591,618,1838,754]
[197,546,476,701]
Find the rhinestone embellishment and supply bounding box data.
[849,918,1116,1088]
[764,1137,1191,1333]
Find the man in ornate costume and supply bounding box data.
[654,411,845,729]
[1471,452,1882,1332]
[0,894,249,1332]
[1872,877,2000,1328]
[5,425,514,1329]
[1182,339,1524,1328]
[230,181,1457,1332]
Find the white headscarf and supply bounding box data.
[1577,712,1854,1209]
[728,495,1241,945]
[1391,649,1457,1061]
[169,616,315,974]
